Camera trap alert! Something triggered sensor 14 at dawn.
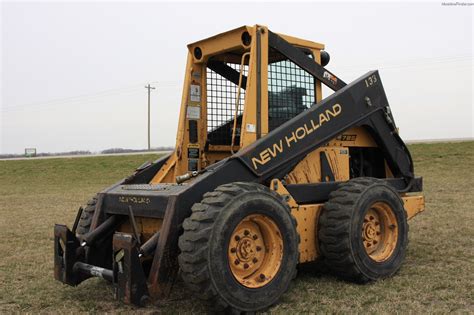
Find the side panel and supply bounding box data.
[286,146,350,184]
[270,179,322,263]
[403,195,425,219]
[291,204,322,263]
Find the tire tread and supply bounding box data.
[178,182,297,311]
[76,196,98,237]
[319,177,405,283]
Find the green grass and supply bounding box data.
[1,142,473,313]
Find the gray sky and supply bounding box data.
[1,1,473,154]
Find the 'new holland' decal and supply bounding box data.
[251,104,342,170]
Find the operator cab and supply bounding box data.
[150,25,327,183]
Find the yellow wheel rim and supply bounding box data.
[362,202,398,262]
[228,214,283,288]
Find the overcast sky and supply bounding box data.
[1,1,472,154]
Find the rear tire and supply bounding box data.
[178,182,299,312]
[318,177,408,282]
[76,196,97,237]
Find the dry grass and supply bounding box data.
[1,142,473,313]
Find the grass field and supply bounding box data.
[1,142,473,313]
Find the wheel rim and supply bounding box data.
[228,214,283,288]
[362,202,398,262]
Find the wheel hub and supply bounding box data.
[362,210,381,249]
[236,237,256,262]
[228,214,283,288]
[362,202,398,262]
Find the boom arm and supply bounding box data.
[235,70,414,185]
[226,31,415,186]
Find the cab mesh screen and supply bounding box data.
[206,63,248,146]
[268,52,316,131]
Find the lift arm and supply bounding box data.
[235,69,414,185]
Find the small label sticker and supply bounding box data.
[246,123,256,133]
[336,134,357,141]
[186,106,200,119]
[188,159,199,171]
[192,71,201,80]
[323,71,338,85]
[188,148,200,159]
[190,84,201,102]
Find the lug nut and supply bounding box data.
[252,235,258,240]
[234,259,240,265]
[230,247,236,253]
[244,230,250,236]
[259,274,265,280]
[256,246,262,251]
[235,235,240,241]
[253,258,258,263]
[244,263,249,269]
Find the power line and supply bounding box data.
[3,83,144,110]
[1,89,146,113]
[1,80,180,112]
[2,55,471,113]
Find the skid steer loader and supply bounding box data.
[54,25,425,312]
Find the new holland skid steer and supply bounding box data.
[54,25,425,312]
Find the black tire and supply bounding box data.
[76,196,98,237]
[318,177,408,283]
[178,182,299,312]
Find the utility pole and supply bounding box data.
[145,84,156,151]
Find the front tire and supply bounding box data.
[178,182,299,312]
[76,196,98,237]
[318,177,408,282]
